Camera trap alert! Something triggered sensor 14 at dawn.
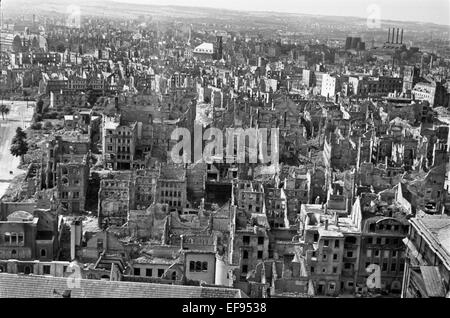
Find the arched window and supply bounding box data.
[243,250,249,259]
[328,282,336,292]
[4,232,11,244]
[202,262,208,271]
[189,261,195,272]
[18,233,24,245]
[11,233,17,244]
[11,250,17,257]
[171,272,177,280]
[41,249,47,257]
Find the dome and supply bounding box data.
[7,211,34,222]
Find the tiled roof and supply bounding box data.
[420,266,446,297]
[0,274,244,298]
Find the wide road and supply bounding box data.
[0,100,34,198]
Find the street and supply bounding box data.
[0,100,34,198]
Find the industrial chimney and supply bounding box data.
[400,29,404,44]
[391,28,395,44]
[387,28,391,43]
[396,28,399,44]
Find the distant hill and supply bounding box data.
[3,0,449,31]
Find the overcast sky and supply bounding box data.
[114,0,450,26]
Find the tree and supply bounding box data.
[14,126,27,140]
[10,127,28,163]
[30,122,42,130]
[32,37,39,49]
[56,43,66,53]
[36,99,44,114]
[0,105,10,120]
[86,90,99,107]
[44,121,53,130]
[12,35,22,53]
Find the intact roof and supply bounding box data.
[418,216,450,259]
[419,266,446,297]
[193,43,214,54]
[0,274,245,298]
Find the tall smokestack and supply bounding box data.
[400,29,404,44]
[387,28,391,43]
[396,28,399,44]
[391,28,395,44]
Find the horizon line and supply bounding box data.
[109,0,450,27]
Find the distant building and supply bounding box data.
[403,66,421,93]
[321,74,340,98]
[344,37,365,51]
[193,43,214,61]
[102,115,138,170]
[302,69,313,88]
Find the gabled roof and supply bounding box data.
[0,274,245,298]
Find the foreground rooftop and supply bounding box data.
[0,273,246,298]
